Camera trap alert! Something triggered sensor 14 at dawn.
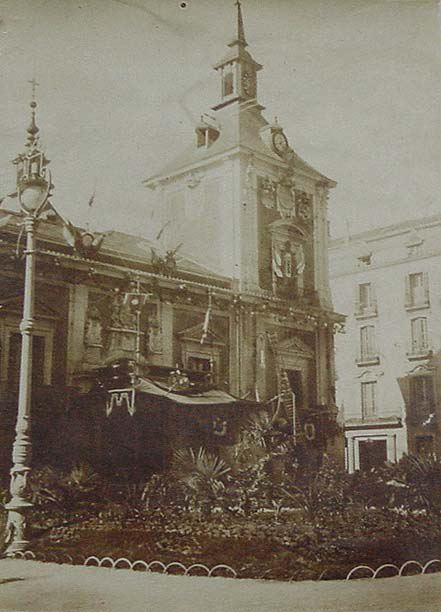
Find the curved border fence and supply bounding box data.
[7,551,237,579]
[6,551,441,582]
[345,559,441,580]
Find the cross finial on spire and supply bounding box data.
[25,78,40,149]
[28,77,39,102]
[234,0,247,47]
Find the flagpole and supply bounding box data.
[200,289,212,345]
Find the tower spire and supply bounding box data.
[231,0,247,48]
[212,1,262,110]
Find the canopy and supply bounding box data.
[135,377,240,407]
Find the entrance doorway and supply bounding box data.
[285,369,303,410]
[358,438,387,471]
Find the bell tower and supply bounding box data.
[212,0,262,110]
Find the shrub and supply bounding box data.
[30,463,105,519]
[399,454,441,513]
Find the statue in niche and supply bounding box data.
[146,315,163,354]
[85,305,103,347]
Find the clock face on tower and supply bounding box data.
[272,131,289,155]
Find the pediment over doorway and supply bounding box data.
[177,322,225,346]
[277,334,314,359]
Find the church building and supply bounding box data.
[0,2,344,477]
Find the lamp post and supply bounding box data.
[4,95,51,556]
[123,277,152,373]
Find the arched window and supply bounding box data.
[222,71,234,97]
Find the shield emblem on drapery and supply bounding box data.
[276,182,295,218]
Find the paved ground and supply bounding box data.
[1,559,441,612]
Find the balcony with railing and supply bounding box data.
[405,275,430,311]
[354,298,378,319]
[355,351,380,366]
[406,341,432,361]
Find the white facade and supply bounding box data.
[330,215,441,471]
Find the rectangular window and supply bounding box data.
[409,376,434,419]
[361,381,377,419]
[187,356,212,373]
[356,282,376,316]
[406,272,429,307]
[411,317,429,352]
[359,283,372,308]
[360,325,376,359]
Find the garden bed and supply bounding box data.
[27,507,441,581]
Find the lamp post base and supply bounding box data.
[4,539,31,557]
[4,502,33,557]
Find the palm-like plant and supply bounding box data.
[401,454,441,513]
[172,447,230,514]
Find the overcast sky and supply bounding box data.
[0,0,440,239]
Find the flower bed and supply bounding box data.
[25,506,441,581]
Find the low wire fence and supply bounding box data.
[7,550,237,578]
[6,551,441,582]
[345,559,441,580]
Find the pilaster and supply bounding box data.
[66,284,88,384]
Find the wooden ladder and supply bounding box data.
[266,331,298,440]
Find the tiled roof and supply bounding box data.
[145,102,332,185]
[0,208,229,284]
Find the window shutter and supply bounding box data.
[405,275,411,306]
[355,284,360,313]
[369,326,376,355]
[421,318,428,348]
[423,272,430,303]
[360,327,366,358]
[370,283,375,309]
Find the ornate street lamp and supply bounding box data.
[123,277,152,370]
[4,90,52,555]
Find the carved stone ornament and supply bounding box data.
[111,292,136,330]
[276,180,295,218]
[296,191,313,222]
[259,177,277,209]
[186,172,201,189]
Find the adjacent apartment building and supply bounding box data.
[329,214,441,471]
